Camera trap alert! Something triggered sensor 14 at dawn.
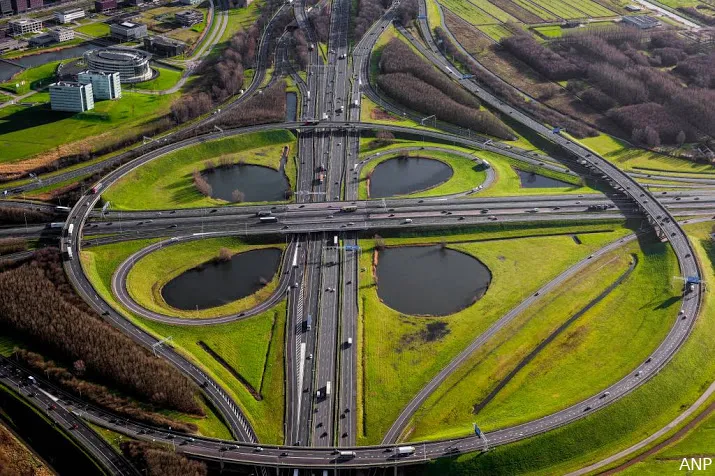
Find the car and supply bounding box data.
[601,391,610,398]
[480,209,489,214]
[583,406,592,412]
[327,215,334,219]
[168,224,177,228]
[388,214,395,217]
[635,371,642,377]
[348,222,355,226]
[280,452,289,457]
[255,447,264,452]
[210,209,217,213]
[458,216,465,220]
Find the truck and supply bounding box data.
[306,314,312,331]
[325,381,331,396]
[333,235,338,246]
[90,182,103,194]
[46,222,65,229]
[64,223,74,237]
[259,216,278,223]
[396,446,416,456]
[256,210,272,217]
[347,337,353,346]
[54,206,71,213]
[338,450,356,459]
[292,248,299,268]
[318,173,325,184]
[63,248,73,261]
[341,205,357,212]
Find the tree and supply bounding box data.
[676,130,687,147]
[231,189,245,203]
[218,248,232,262]
[644,126,661,148]
[374,235,386,250]
[73,359,86,376]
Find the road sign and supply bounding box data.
[473,423,482,437]
[344,245,360,251]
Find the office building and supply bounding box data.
[49,26,74,42]
[84,47,152,83]
[55,8,85,23]
[175,9,202,26]
[94,0,116,12]
[9,17,42,34]
[50,82,94,112]
[179,0,201,5]
[109,21,147,41]
[144,35,185,57]
[78,70,121,99]
[29,33,52,45]
[0,0,13,16]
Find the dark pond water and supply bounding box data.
[202,164,289,203]
[369,156,453,198]
[376,246,491,316]
[286,92,297,121]
[515,168,571,188]
[0,44,98,81]
[162,248,282,310]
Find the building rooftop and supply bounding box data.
[51,81,87,88]
[623,15,660,28]
[62,8,84,14]
[10,18,41,25]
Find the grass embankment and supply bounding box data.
[130,67,183,92]
[0,60,63,95]
[0,92,178,167]
[357,223,632,445]
[102,130,297,210]
[578,134,715,176]
[426,221,715,475]
[358,149,487,199]
[81,239,286,443]
[409,237,678,441]
[126,237,284,319]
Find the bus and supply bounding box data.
[259,216,278,223]
[341,205,357,213]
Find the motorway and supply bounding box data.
[0,0,708,471]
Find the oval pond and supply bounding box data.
[369,156,453,198]
[202,164,289,203]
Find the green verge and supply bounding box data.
[358,149,487,199]
[80,239,286,443]
[0,60,64,95]
[75,22,111,37]
[425,221,715,475]
[357,223,632,445]
[0,92,178,165]
[125,237,284,319]
[409,236,678,441]
[577,134,715,175]
[102,130,297,210]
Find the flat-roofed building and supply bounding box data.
[29,33,52,45]
[11,0,27,13]
[49,26,74,42]
[143,35,185,57]
[84,47,152,83]
[94,0,116,12]
[175,9,202,26]
[9,17,42,34]
[622,15,660,29]
[78,70,121,99]
[0,38,21,52]
[0,0,13,16]
[54,8,85,23]
[110,21,147,41]
[50,81,94,112]
[179,0,201,5]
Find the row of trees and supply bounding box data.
[354,0,391,40]
[380,39,480,108]
[192,170,212,197]
[0,250,202,415]
[433,27,597,138]
[121,441,207,476]
[14,349,198,433]
[501,33,581,81]
[678,6,715,26]
[0,238,27,255]
[0,207,52,224]
[675,52,715,88]
[377,73,513,139]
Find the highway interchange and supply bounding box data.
[0,0,711,473]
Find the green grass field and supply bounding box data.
[102,130,297,210]
[533,25,563,38]
[130,67,183,92]
[425,221,715,475]
[80,239,286,443]
[358,149,487,199]
[0,60,63,95]
[126,237,284,319]
[357,223,632,444]
[408,237,678,441]
[0,92,178,165]
[75,22,111,37]
[577,134,715,175]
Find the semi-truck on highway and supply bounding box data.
[63,248,73,261]
[326,381,331,396]
[46,222,65,229]
[64,223,74,237]
[306,314,312,331]
[292,248,299,268]
[397,446,416,455]
[90,182,103,194]
[259,216,278,223]
[341,205,357,212]
[338,450,356,459]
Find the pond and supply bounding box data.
[515,168,572,188]
[0,43,98,82]
[376,245,491,316]
[369,156,453,198]
[161,248,282,311]
[286,92,297,122]
[202,164,290,203]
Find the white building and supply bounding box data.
[54,8,85,24]
[50,82,95,112]
[179,0,202,5]
[78,70,121,100]
[9,18,42,34]
[49,27,75,42]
